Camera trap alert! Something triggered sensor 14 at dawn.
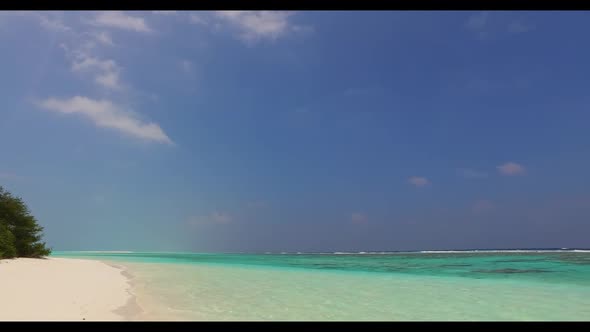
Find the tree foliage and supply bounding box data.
[0,220,16,258]
[0,186,51,259]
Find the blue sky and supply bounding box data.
[1,11,589,252]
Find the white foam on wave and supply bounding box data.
[330,252,398,255]
[417,249,590,254]
[319,249,590,255]
[234,249,590,255]
[76,250,134,254]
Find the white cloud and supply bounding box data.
[3,11,72,33]
[95,71,121,90]
[408,176,430,187]
[91,11,152,33]
[152,11,177,15]
[187,11,310,44]
[62,39,123,90]
[214,11,297,42]
[351,213,368,224]
[37,96,173,145]
[472,200,494,214]
[188,211,233,226]
[507,20,535,34]
[95,31,114,46]
[466,12,533,39]
[457,168,488,179]
[38,14,71,32]
[71,54,115,72]
[70,52,122,90]
[189,13,209,25]
[497,162,526,176]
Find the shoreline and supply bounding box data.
[105,261,145,320]
[0,257,139,321]
[4,253,590,321]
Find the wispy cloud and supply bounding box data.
[37,96,173,145]
[351,213,368,224]
[507,20,535,34]
[466,11,488,31]
[214,11,300,43]
[457,168,488,179]
[94,31,114,46]
[70,51,122,90]
[0,172,25,181]
[152,11,178,15]
[497,162,526,176]
[179,59,194,75]
[467,12,534,39]
[465,11,492,40]
[188,211,233,226]
[472,199,494,214]
[4,11,72,33]
[38,14,71,32]
[186,11,311,44]
[408,176,430,187]
[90,11,152,33]
[189,13,209,25]
[95,71,121,90]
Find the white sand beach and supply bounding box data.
[0,258,136,321]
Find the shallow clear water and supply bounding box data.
[52,251,590,320]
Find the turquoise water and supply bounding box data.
[52,251,590,320]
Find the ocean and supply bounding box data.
[51,250,590,320]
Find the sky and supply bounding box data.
[0,11,589,252]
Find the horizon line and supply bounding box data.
[51,247,590,255]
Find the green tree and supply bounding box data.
[0,186,51,258]
[0,220,16,258]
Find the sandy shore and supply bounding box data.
[0,257,138,321]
